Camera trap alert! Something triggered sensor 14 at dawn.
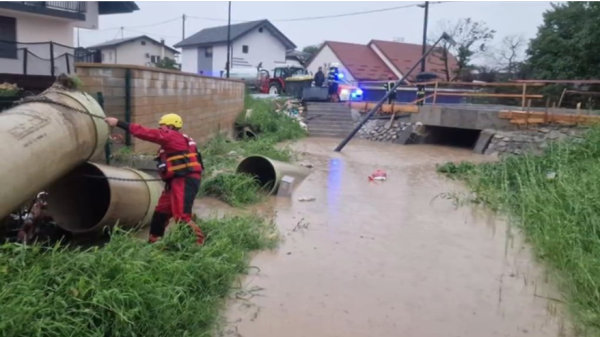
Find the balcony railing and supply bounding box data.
[20,1,87,13]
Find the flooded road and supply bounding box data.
[218,138,571,337]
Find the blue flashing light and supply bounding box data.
[355,89,363,96]
[338,73,344,79]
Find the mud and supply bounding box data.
[218,138,572,337]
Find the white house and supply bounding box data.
[87,35,179,67]
[175,19,296,77]
[0,1,138,75]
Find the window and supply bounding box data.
[101,52,105,62]
[204,46,213,57]
[258,27,263,33]
[242,45,249,54]
[0,16,17,59]
[141,40,146,45]
[108,52,113,62]
[151,55,161,63]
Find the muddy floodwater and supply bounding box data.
[204,138,572,337]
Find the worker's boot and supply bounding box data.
[187,221,205,245]
[148,212,170,244]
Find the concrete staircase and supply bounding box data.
[306,102,355,138]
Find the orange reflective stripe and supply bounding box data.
[166,153,197,162]
[168,162,201,171]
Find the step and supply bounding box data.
[306,112,354,119]
[308,122,356,129]
[307,116,355,123]
[308,131,348,138]
[308,126,354,133]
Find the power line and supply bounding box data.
[90,16,182,32]
[187,2,449,23]
[125,17,181,30]
[124,28,180,40]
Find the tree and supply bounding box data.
[155,57,180,70]
[431,18,496,81]
[493,35,526,78]
[527,2,600,80]
[302,45,320,59]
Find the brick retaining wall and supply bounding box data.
[75,63,245,153]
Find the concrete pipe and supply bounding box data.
[46,162,163,234]
[237,127,256,140]
[0,83,109,219]
[236,156,310,194]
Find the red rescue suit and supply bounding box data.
[117,122,205,244]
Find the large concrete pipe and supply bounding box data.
[236,156,310,194]
[0,80,109,219]
[46,162,162,234]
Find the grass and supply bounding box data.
[0,214,279,337]
[437,128,600,336]
[199,95,305,206]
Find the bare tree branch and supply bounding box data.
[429,18,496,81]
[492,35,527,76]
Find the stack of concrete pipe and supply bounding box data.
[0,80,312,236]
[0,84,161,234]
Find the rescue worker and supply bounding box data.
[104,114,205,245]
[314,67,325,87]
[416,84,426,106]
[327,65,340,102]
[383,77,397,104]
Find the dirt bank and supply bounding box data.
[221,138,572,337]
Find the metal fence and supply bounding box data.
[0,40,100,76]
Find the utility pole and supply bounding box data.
[77,28,80,48]
[419,1,429,72]
[182,14,186,40]
[226,1,231,78]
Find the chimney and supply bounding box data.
[160,39,165,59]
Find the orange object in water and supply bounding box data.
[368,169,387,183]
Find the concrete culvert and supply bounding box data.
[420,126,482,149]
[47,162,162,234]
[236,156,311,194]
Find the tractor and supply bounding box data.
[258,65,309,95]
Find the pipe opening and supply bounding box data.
[236,156,276,190]
[420,126,482,149]
[47,163,111,233]
[237,127,256,140]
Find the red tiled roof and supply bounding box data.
[369,40,459,82]
[324,41,398,81]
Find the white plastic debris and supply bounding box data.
[298,196,316,202]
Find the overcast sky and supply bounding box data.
[79,1,556,63]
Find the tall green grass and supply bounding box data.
[0,214,279,337]
[238,95,307,142]
[437,129,600,335]
[199,95,304,206]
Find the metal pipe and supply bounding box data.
[0,84,109,219]
[334,33,455,152]
[47,162,162,234]
[236,156,310,195]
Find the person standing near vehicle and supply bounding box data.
[383,77,397,104]
[314,67,325,87]
[104,113,205,245]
